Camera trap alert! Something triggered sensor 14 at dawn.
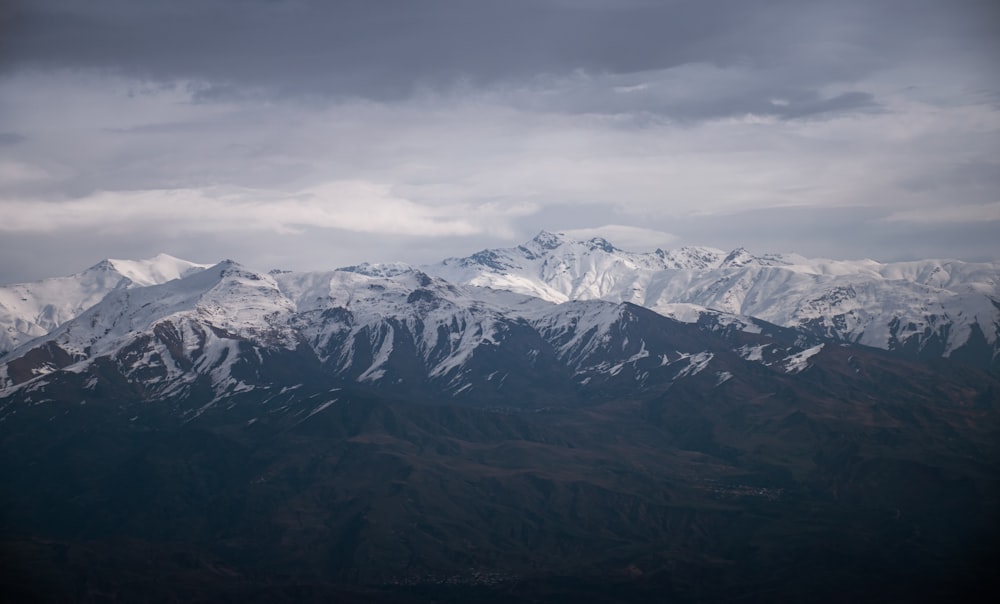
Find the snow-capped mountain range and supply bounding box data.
[0,232,997,411]
[0,258,789,409]
[428,231,1000,365]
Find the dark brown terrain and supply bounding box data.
[2,329,998,602]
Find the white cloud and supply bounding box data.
[1,61,998,277]
[613,83,649,94]
[0,182,538,237]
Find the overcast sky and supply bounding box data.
[1,0,998,282]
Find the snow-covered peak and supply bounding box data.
[585,236,617,253]
[714,247,797,269]
[0,253,210,356]
[720,247,757,268]
[104,253,210,287]
[428,231,687,303]
[338,262,416,279]
[526,230,568,252]
[522,231,621,256]
[6,260,295,364]
[655,246,727,270]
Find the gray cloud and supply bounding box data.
[6,1,996,114]
[493,71,882,122]
[0,0,998,283]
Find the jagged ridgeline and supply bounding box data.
[1,233,998,602]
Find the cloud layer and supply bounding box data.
[1,0,998,281]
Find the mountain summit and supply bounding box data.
[0,254,210,355]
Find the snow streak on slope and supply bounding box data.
[275,266,551,385]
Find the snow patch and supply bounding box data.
[358,325,395,382]
[303,398,338,420]
[784,344,824,374]
[674,351,713,378]
[738,344,770,362]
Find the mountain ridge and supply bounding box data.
[2,232,998,379]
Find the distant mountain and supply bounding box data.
[0,253,209,356]
[427,231,1000,369]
